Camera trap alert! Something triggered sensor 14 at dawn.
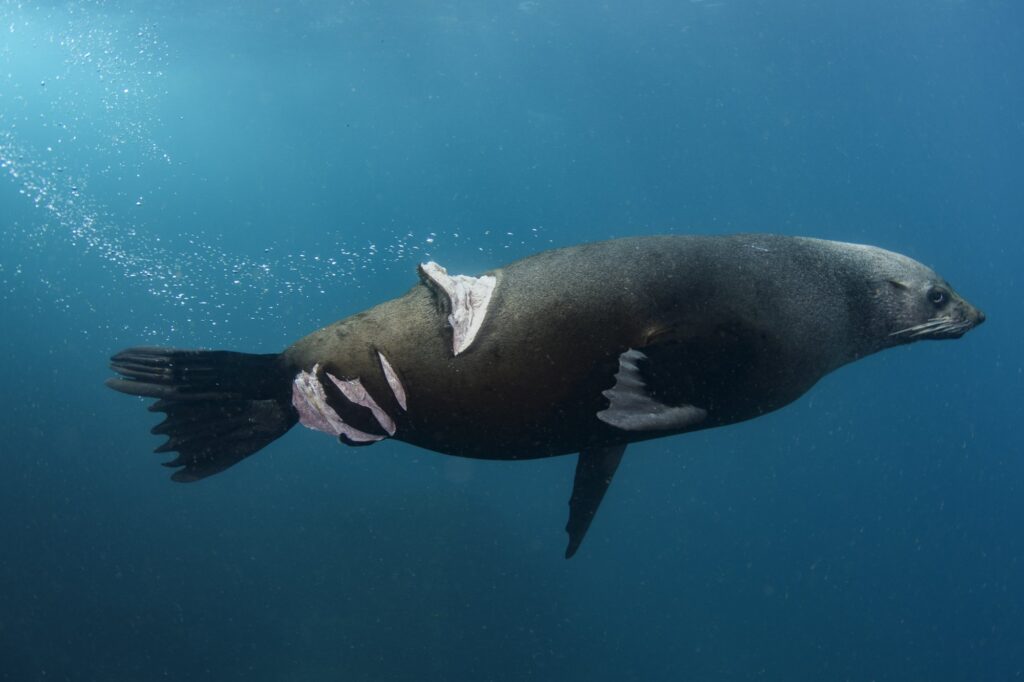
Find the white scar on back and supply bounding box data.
[418,261,496,355]
[291,365,385,443]
[377,351,407,411]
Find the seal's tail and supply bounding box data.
[106,347,297,482]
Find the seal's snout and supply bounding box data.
[961,299,985,330]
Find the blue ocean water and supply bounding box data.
[1,0,1021,679]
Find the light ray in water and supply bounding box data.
[0,2,549,344]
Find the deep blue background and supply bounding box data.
[1,1,1021,680]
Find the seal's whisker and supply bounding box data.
[898,318,948,332]
[890,316,953,338]
[913,321,958,338]
[905,318,973,339]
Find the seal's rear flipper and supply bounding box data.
[564,443,626,558]
[106,347,297,482]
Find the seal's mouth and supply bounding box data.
[889,309,984,341]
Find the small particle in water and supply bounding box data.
[425,237,434,244]
[40,80,46,87]
[135,197,143,206]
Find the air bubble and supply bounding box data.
[0,4,548,345]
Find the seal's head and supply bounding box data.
[842,242,986,346]
[885,274,985,342]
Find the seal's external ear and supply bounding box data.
[887,279,911,290]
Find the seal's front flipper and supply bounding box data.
[596,349,707,431]
[106,347,297,482]
[565,443,627,559]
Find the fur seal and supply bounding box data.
[107,234,984,557]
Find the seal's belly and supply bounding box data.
[381,282,639,459]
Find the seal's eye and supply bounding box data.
[928,288,948,306]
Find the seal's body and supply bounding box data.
[108,234,984,556]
